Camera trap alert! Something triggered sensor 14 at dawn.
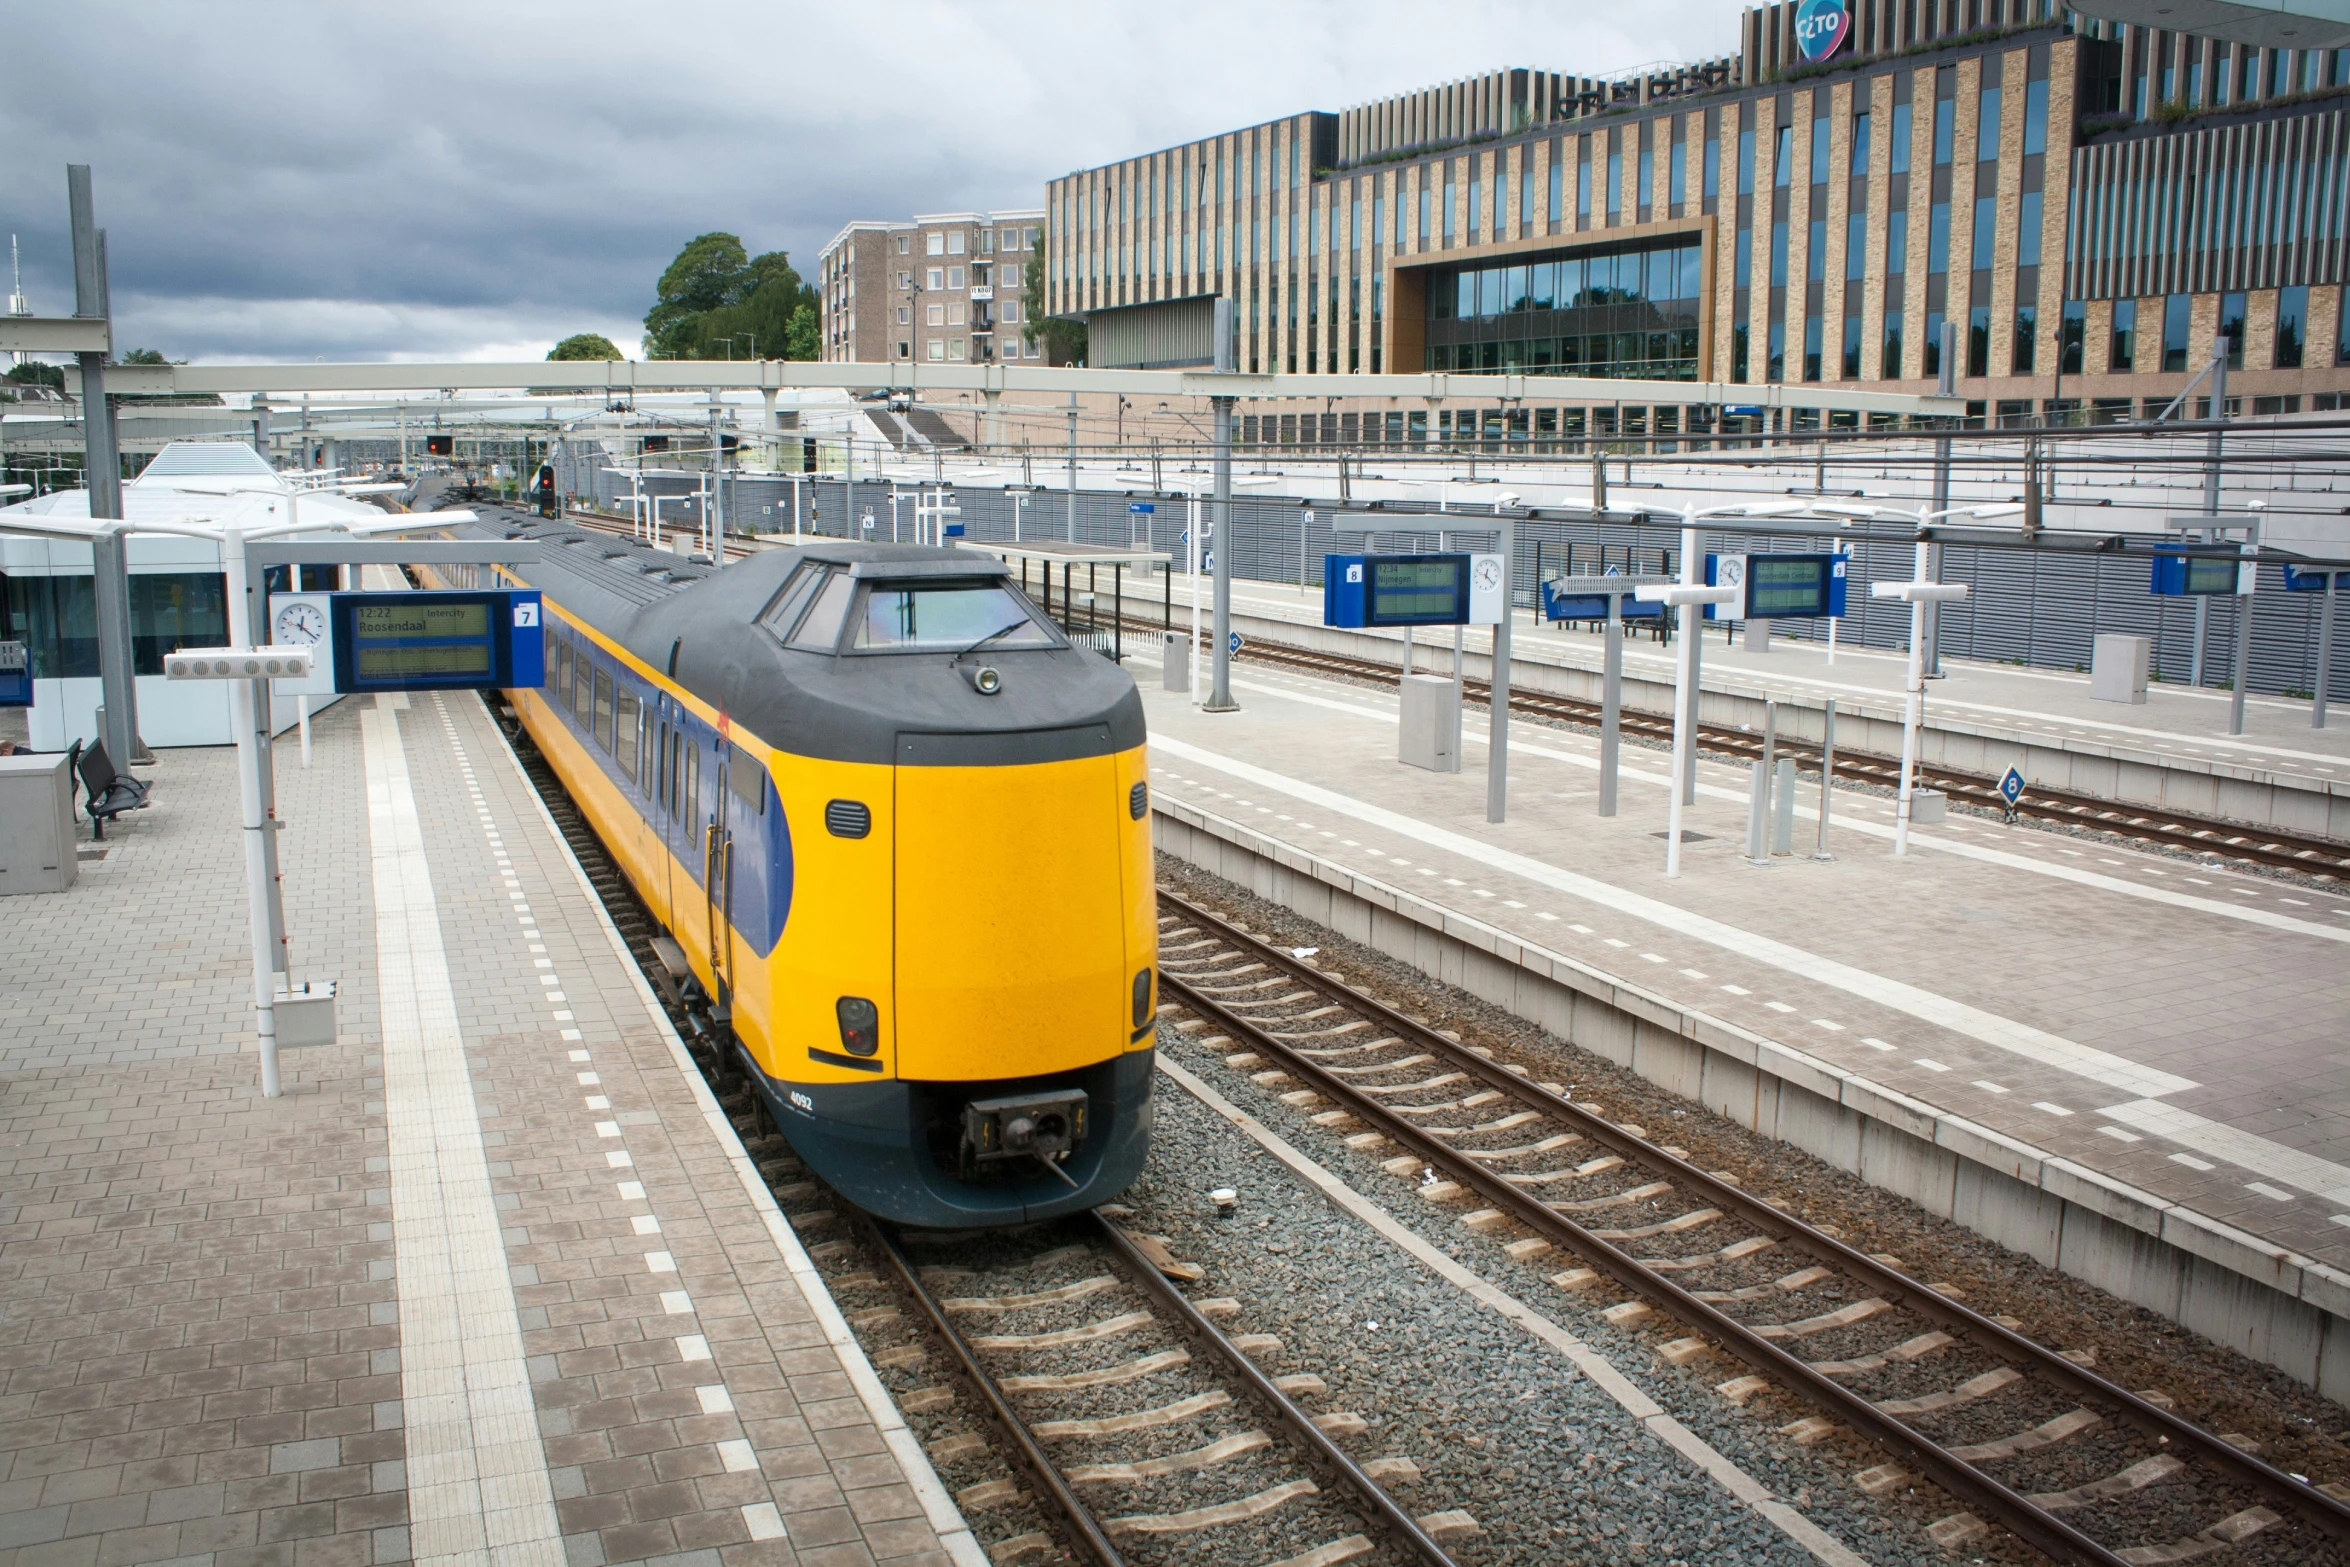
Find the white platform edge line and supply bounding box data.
[1151,730,2197,1100]
[1152,1053,1869,1567]
[475,695,989,1567]
[1154,792,2350,1308]
[1213,663,2350,947]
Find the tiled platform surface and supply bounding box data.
[1135,652,2350,1392]
[0,693,976,1567]
[1117,573,2350,836]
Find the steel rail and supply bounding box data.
[1156,889,2350,1562]
[1086,1213,1460,1567]
[869,1222,1130,1567]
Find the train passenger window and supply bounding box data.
[756,565,824,639]
[555,640,572,708]
[728,743,765,815]
[593,669,614,752]
[789,573,855,650]
[850,582,1056,652]
[616,690,640,778]
[684,741,700,826]
[658,722,673,811]
[572,654,594,726]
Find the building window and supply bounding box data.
[897,306,909,324]
[1842,314,1861,378]
[1972,197,1996,270]
[1809,218,1826,282]
[1443,170,1457,241]
[1737,128,1754,194]
[2024,78,2048,153]
[927,268,944,290]
[926,339,943,361]
[1767,319,1786,380]
[1638,144,1652,210]
[1770,220,1788,287]
[1887,209,1907,275]
[1669,140,1685,206]
[948,266,966,288]
[2112,298,2136,372]
[1704,135,1719,198]
[1846,213,1865,280]
[1607,147,1622,216]
[1891,100,1912,173]
[2060,300,2085,372]
[2162,293,2191,372]
[926,232,945,255]
[2219,291,2246,366]
[1774,124,1791,187]
[2017,191,2042,267]
[1968,305,1990,375]
[1928,202,1951,273]
[1803,315,1822,380]
[1883,314,1904,378]
[1977,86,2001,161]
[1851,111,1871,175]
[1933,96,1954,164]
[2014,304,2037,373]
[2336,284,2350,364]
[926,304,945,326]
[2274,285,2307,368]
[1925,310,1945,375]
[897,235,910,254]
[947,302,967,326]
[1577,155,1592,220]
[950,338,967,360]
[1419,239,1703,380]
[1810,111,1827,181]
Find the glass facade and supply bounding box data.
[1423,238,1703,379]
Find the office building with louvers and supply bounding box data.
[1044,1,2350,441]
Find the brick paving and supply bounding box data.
[1,693,973,1567]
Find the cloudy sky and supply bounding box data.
[3,0,1740,365]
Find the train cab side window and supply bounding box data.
[616,690,640,778]
[593,669,615,751]
[728,744,766,815]
[756,565,823,639]
[789,573,855,651]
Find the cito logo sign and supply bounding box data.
[1796,0,1852,61]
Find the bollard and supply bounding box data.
[1772,757,1797,854]
[1745,761,1771,865]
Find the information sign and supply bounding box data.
[1229,631,1245,656]
[1128,502,1156,514]
[1998,765,2026,809]
[1324,553,1472,628]
[2281,564,2349,591]
[1542,581,1664,622]
[2150,554,2252,596]
[327,590,545,694]
[1707,552,1846,619]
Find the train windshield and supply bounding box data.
[849,582,1059,653]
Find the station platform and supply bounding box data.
[1128,573,2350,841]
[0,693,979,1567]
[1133,648,2350,1400]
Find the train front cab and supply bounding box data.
[750,724,1158,1228]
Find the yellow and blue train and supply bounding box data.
[426,516,1157,1227]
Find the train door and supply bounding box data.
[651,700,675,927]
[703,734,733,1020]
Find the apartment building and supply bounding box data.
[817,209,1046,365]
[1044,0,2350,435]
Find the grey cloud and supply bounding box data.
[0,0,1740,363]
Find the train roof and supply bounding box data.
[447,511,1143,765]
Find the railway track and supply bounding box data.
[851,1212,1469,1567]
[1202,633,2350,882]
[489,697,1469,1566]
[1152,886,2350,1566]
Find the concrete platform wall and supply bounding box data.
[1155,798,2350,1406]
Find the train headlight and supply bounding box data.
[970,665,1002,695]
[1132,968,1154,1029]
[961,1089,1089,1165]
[835,996,880,1057]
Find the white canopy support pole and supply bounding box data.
[218,525,281,1098]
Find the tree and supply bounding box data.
[119,348,172,365]
[6,361,66,388]
[644,232,749,358]
[640,234,820,361]
[548,333,623,361]
[1021,249,1087,364]
[785,302,819,361]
